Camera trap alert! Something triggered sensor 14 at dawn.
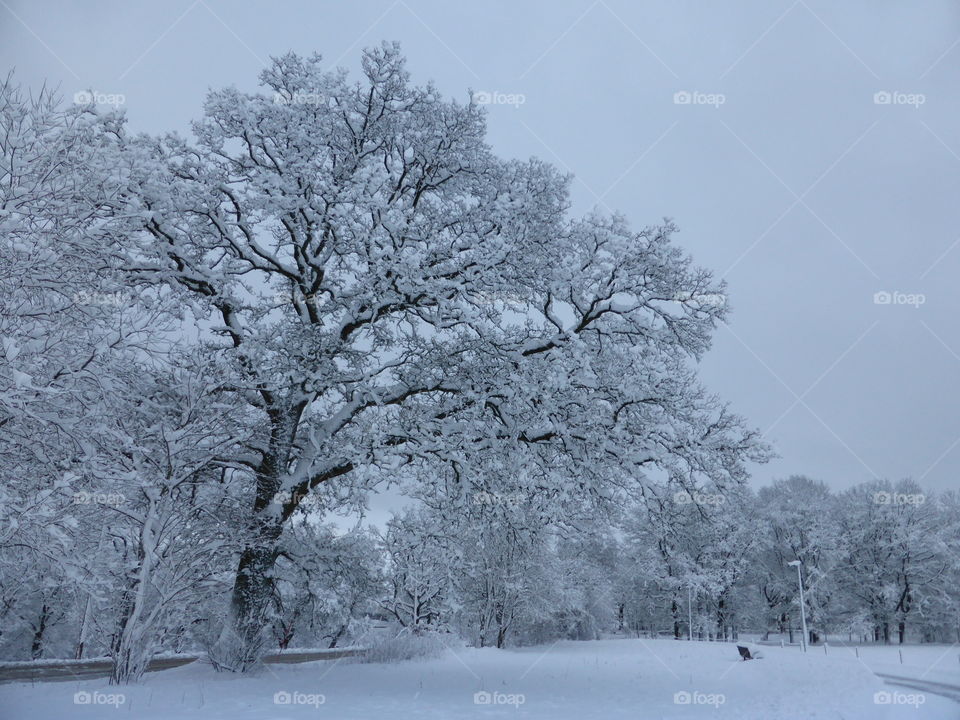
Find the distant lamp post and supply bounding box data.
[788,560,808,652]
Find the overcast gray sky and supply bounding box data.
[3,0,960,500]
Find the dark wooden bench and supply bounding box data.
[737,645,753,661]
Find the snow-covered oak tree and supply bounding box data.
[835,480,947,644]
[378,507,450,633]
[754,476,839,644]
[110,44,765,668]
[448,501,550,649]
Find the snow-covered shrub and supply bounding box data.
[362,626,449,664]
[271,523,383,651]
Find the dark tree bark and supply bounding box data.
[30,603,50,660]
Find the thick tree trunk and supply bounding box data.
[111,498,161,685]
[30,603,50,660]
[221,423,291,671]
[277,621,295,650]
[716,598,726,641]
[478,611,490,648]
[328,623,349,649]
[225,526,282,669]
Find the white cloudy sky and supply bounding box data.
[3,0,960,499]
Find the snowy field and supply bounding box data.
[746,635,960,691]
[774,641,960,690]
[1,638,957,719]
[846,644,958,678]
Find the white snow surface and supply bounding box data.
[831,643,960,688]
[1,638,956,719]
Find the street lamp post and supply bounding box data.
[788,560,808,652]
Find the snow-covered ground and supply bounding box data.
[825,643,960,688]
[1,638,956,719]
[751,636,960,690]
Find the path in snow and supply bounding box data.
[0,648,363,685]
